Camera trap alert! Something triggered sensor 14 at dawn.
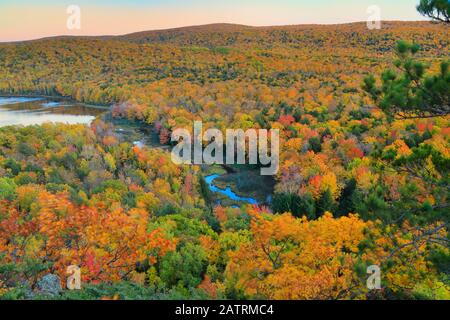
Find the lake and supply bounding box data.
[0,97,105,127]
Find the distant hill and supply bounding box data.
[117,23,254,42]
[0,20,447,106]
[7,21,447,50]
[112,21,446,49]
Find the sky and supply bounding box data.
[0,0,427,42]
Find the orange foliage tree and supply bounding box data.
[225,206,371,299]
[0,190,176,286]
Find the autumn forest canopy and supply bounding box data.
[0,13,449,301]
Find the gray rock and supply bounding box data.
[36,274,62,296]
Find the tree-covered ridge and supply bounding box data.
[0,22,448,106]
[117,21,446,48]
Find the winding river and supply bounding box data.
[205,174,259,205]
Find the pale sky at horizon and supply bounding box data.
[0,0,427,42]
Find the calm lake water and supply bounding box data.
[0,97,105,127]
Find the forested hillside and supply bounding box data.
[0,21,449,299]
[0,22,447,105]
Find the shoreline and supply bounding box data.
[0,94,111,110]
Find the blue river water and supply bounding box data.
[205,174,258,205]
